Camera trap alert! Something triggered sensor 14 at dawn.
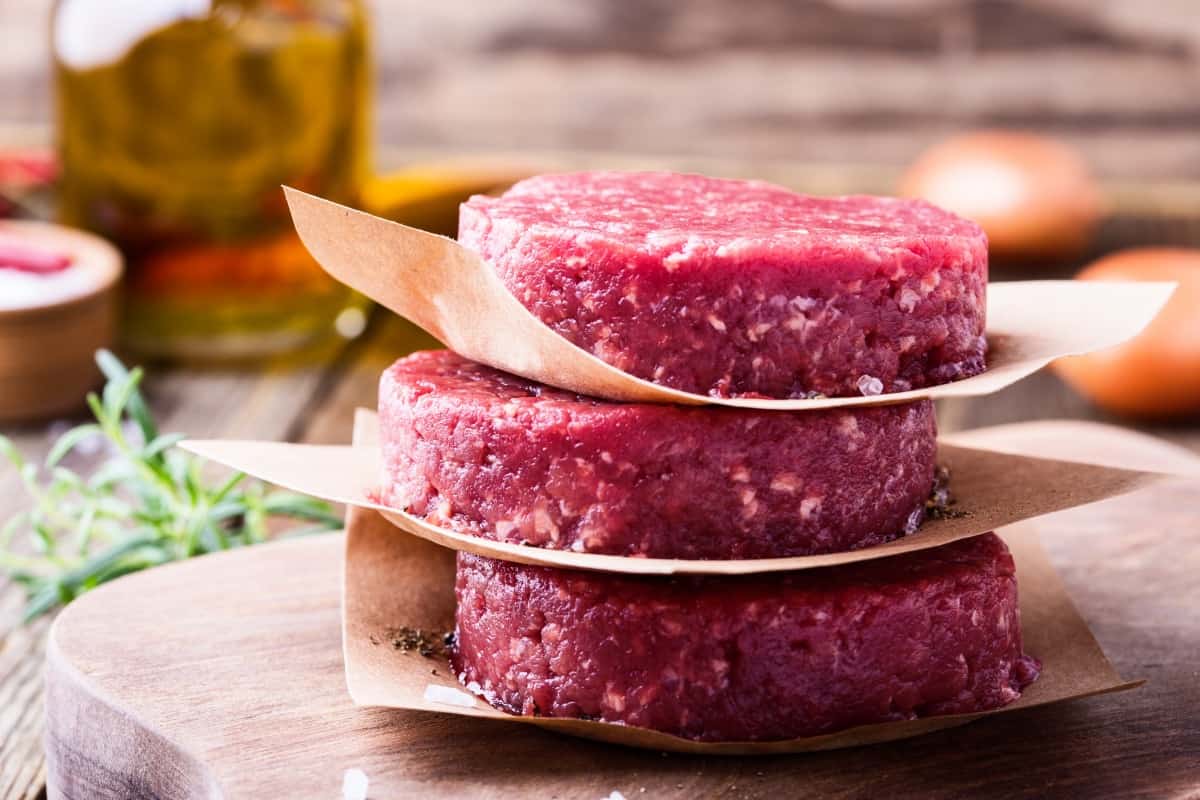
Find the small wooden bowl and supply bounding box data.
[0,221,122,423]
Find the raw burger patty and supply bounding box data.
[380,350,937,559]
[453,533,1040,742]
[459,171,988,398]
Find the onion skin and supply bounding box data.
[899,131,1103,262]
[1054,249,1200,420]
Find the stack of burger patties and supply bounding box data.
[376,172,1040,743]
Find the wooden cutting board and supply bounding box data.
[42,421,1200,799]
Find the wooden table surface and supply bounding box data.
[1,308,1197,799]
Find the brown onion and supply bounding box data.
[899,131,1103,262]
[1053,248,1200,420]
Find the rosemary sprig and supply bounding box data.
[0,350,342,622]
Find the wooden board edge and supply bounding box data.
[43,605,224,800]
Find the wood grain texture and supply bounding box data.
[38,421,1200,799]
[6,1,1200,178]
[3,319,1199,800]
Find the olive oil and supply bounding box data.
[53,0,370,358]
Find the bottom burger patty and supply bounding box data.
[452,533,1040,742]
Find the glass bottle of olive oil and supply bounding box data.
[52,0,370,359]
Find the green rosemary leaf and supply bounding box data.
[22,584,62,624]
[0,350,340,622]
[100,366,142,427]
[0,551,44,576]
[209,471,246,506]
[93,495,135,519]
[55,582,74,606]
[142,432,187,461]
[31,521,56,555]
[182,460,203,506]
[0,510,28,550]
[56,533,164,591]
[261,492,344,526]
[49,467,86,491]
[88,459,133,492]
[85,392,106,427]
[45,424,103,469]
[9,570,43,590]
[96,348,158,444]
[200,521,230,552]
[0,434,26,470]
[130,508,174,526]
[209,499,252,522]
[87,554,170,589]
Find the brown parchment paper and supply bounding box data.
[183,409,1166,576]
[284,188,1174,411]
[943,420,1200,479]
[341,416,1141,755]
[343,508,1139,755]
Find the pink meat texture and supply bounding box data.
[459,171,988,398]
[452,533,1040,742]
[380,350,937,559]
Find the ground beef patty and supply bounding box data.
[453,533,1040,742]
[380,350,937,559]
[459,171,988,399]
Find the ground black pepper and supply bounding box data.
[372,626,454,658]
[926,465,968,520]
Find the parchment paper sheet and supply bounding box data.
[183,410,1165,576]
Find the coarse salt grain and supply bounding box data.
[342,768,369,800]
[423,683,477,708]
[856,374,884,396]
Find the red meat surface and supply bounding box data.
[452,533,1040,742]
[459,171,988,398]
[380,350,937,559]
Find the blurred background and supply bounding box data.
[5,0,1200,173]
[0,0,1197,428]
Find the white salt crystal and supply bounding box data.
[423,683,477,708]
[342,768,368,800]
[603,792,627,800]
[0,269,95,311]
[856,374,884,396]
